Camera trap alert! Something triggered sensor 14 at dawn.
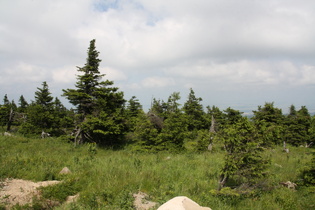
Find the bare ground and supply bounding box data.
[0,179,157,209]
[0,178,60,209]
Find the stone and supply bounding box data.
[280,181,297,190]
[157,196,211,210]
[66,194,79,203]
[4,132,12,136]
[59,167,71,174]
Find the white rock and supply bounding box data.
[4,132,12,136]
[59,167,71,174]
[157,196,211,210]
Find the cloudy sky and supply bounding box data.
[1,0,315,113]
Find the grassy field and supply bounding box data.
[0,134,314,209]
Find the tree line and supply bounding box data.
[1,40,315,189]
[1,40,314,149]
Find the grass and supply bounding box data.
[0,134,314,209]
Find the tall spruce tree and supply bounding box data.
[63,39,125,145]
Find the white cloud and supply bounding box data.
[167,60,315,87]
[1,0,315,111]
[100,67,127,81]
[298,65,315,85]
[1,62,46,84]
[141,76,175,88]
[52,66,77,84]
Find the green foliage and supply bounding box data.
[309,115,315,146]
[252,102,285,146]
[223,107,243,126]
[130,113,160,152]
[18,82,73,136]
[210,187,241,205]
[285,106,311,146]
[0,135,314,209]
[18,95,28,113]
[125,96,143,118]
[156,112,188,151]
[20,103,54,134]
[34,81,53,108]
[62,39,125,145]
[219,117,270,189]
[0,94,18,131]
[124,96,144,132]
[184,129,211,152]
[206,105,225,132]
[81,110,126,147]
[299,153,315,186]
[183,88,206,131]
[41,178,81,202]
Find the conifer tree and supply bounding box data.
[252,102,285,146]
[18,95,28,112]
[183,88,205,130]
[125,96,144,132]
[218,117,269,190]
[0,95,17,131]
[284,105,311,146]
[126,96,143,118]
[0,95,10,127]
[20,82,55,135]
[63,39,125,145]
[206,105,225,132]
[35,81,53,108]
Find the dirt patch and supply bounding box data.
[0,178,60,208]
[133,191,157,210]
[1,179,158,209]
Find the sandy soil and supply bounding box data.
[0,179,157,209]
[133,191,158,210]
[0,178,60,208]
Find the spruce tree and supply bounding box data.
[35,81,53,108]
[63,39,125,145]
[218,117,269,190]
[126,96,143,118]
[20,82,55,135]
[252,102,285,146]
[18,95,28,112]
[183,88,205,130]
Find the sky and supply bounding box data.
[1,0,315,114]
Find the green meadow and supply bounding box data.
[0,135,314,209]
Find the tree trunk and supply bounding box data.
[74,127,82,146]
[6,108,14,132]
[218,174,228,191]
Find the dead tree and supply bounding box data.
[6,108,15,132]
[209,115,216,133]
[41,131,51,138]
[283,141,289,153]
[208,115,216,151]
[305,142,313,148]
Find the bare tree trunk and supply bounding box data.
[6,108,14,132]
[74,127,82,146]
[218,174,228,191]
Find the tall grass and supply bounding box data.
[0,135,314,209]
